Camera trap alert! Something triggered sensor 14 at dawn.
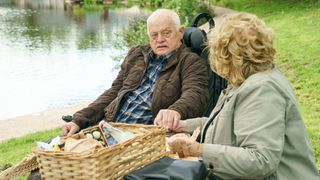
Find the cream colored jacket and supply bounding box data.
[186,67,319,179]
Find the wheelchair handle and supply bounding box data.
[190,12,215,29]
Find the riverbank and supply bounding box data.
[0,101,89,142]
[0,5,235,143]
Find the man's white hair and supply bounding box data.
[147,9,181,31]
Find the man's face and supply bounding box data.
[148,18,183,57]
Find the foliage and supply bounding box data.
[118,16,149,48]
[113,16,149,63]
[127,0,158,7]
[128,0,213,25]
[84,0,104,11]
[84,0,103,5]
[161,0,212,25]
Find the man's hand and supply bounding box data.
[154,109,182,131]
[61,122,80,136]
[99,120,106,129]
[167,133,203,158]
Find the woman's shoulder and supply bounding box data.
[238,67,296,100]
[243,67,288,88]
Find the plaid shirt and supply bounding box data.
[114,50,177,124]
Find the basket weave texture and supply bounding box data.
[33,123,166,180]
[0,154,38,180]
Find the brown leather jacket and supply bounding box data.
[72,44,209,129]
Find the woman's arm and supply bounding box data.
[185,117,209,134]
[203,83,286,179]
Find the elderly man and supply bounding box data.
[61,9,209,136]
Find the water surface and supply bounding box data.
[0,1,149,120]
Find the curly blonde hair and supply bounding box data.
[207,13,276,86]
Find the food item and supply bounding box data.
[92,131,101,139]
[53,144,61,152]
[191,127,200,141]
[64,138,103,153]
[36,136,63,151]
[103,122,134,144]
[81,126,108,146]
[85,133,93,139]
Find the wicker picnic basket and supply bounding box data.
[33,123,166,179]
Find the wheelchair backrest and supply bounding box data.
[183,13,227,117]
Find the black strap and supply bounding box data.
[201,102,225,143]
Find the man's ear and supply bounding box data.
[179,26,185,38]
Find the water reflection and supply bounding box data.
[0,0,150,120]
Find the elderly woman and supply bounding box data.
[167,13,319,179]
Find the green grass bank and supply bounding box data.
[0,129,60,171]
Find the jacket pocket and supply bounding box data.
[122,68,144,89]
[162,79,181,98]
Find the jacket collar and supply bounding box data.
[141,44,186,71]
[222,85,238,102]
[162,44,185,71]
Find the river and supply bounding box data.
[0,0,150,120]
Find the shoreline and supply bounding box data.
[0,101,90,142]
[0,6,235,143]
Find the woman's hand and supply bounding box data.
[167,133,203,158]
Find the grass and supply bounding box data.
[0,129,60,173]
[0,0,319,177]
[211,0,320,166]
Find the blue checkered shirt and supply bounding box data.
[114,50,177,124]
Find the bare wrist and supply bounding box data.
[180,121,187,132]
